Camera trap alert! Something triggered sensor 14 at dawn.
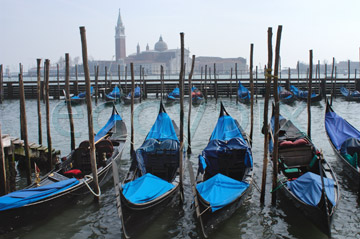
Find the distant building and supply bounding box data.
[194,57,247,74]
[115,9,126,63]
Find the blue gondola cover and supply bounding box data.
[122,173,175,204]
[127,86,141,98]
[325,111,360,150]
[0,178,79,211]
[146,112,178,142]
[107,86,121,99]
[72,86,93,99]
[287,172,336,207]
[237,83,250,100]
[168,87,180,99]
[210,115,243,141]
[196,173,249,212]
[290,85,316,98]
[95,113,122,142]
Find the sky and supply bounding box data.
[1,0,360,72]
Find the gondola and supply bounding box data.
[64,86,94,105]
[278,86,295,104]
[165,86,180,105]
[340,86,360,102]
[290,85,322,102]
[269,107,339,236]
[122,86,141,105]
[0,105,127,233]
[325,100,360,186]
[112,102,183,238]
[191,86,204,106]
[188,102,253,238]
[105,86,122,103]
[237,81,250,103]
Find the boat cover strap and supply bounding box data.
[0,178,79,211]
[287,172,336,207]
[122,173,174,204]
[196,173,249,212]
[325,111,360,150]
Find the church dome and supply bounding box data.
[154,36,168,52]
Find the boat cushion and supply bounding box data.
[0,178,79,211]
[122,173,175,204]
[196,173,249,212]
[287,172,336,207]
[63,169,83,178]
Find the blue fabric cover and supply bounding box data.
[278,86,293,99]
[72,87,93,99]
[287,172,336,207]
[126,86,141,98]
[340,86,350,97]
[196,173,249,212]
[0,178,79,211]
[238,82,250,100]
[210,115,243,141]
[122,173,175,204]
[340,87,360,98]
[290,85,316,98]
[146,112,178,142]
[340,137,360,156]
[95,113,122,142]
[106,86,121,99]
[168,87,180,99]
[325,111,360,150]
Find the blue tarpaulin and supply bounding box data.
[325,111,360,150]
[0,178,79,211]
[238,83,250,100]
[168,87,180,99]
[146,112,178,142]
[106,86,121,99]
[122,173,174,204]
[196,173,249,212]
[287,172,336,207]
[127,86,141,98]
[210,115,243,141]
[290,85,316,98]
[278,86,293,99]
[72,86,93,99]
[95,113,122,142]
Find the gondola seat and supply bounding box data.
[96,139,114,167]
[72,146,92,175]
[145,150,179,182]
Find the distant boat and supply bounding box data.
[191,86,204,106]
[64,86,94,105]
[290,85,322,102]
[122,86,141,105]
[237,81,250,103]
[340,86,360,102]
[278,86,295,104]
[165,86,180,104]
[105,86,122,103]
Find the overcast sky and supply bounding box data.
[1,0,360,72]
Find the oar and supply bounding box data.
[112,159,130,239]
[318,155,331,236]
[187,160,208,238]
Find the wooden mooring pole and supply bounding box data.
[0,124,7,195]
[95,65,99,105]
[187,55,195,154]
[272,25,283,206]
[0,64,3,104]
[179,32,185,202]
[307,50,313,140]
[57,64,60,99]
[235,63,239,104]
[330,57,335,105]
[161,65,164,99]
[204,65,208,102]
[214,63,218,103]
[80,26,99,201]
[260,27,273,205]
[249,44,254,143]
[19,71,32,185]
[45,59,53,170]
[36,59,42,145]
[65,54,76,151]
[230,68,233,99]
[255,66,258,102]
[75,65,79,96]
[130,63,135,154]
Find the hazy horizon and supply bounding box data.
[1,0,360,72]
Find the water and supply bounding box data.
[0,97,360,239]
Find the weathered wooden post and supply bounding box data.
[42,63,46,103]
[330,57,335,105]
[118,64,121,90]
[249,44,254,143]
[161,65,164,99]
[65,54,76,151]
[0,124,7,195]
[297,61,300,87]
[36,59,43,145]
[130,63,135,154]
[286,67,291,90]
[255,66,258,102]
[125,65,128,95]
[45,59,53,170]
[95,65,98,105]
[204,65,208,102]
[80,26,99,200]
[235,63,239,103]
[187,55,195,154]
[271,25,282,206]
[200,66,204,93]
[19,72,32,185]
[75,65,79,96]
[214,63,218,102]
[230,68,233,99]
[179,32,185,202]
[208,67,212,98]
[142,67,147,99]
[57,64,60,99]
[260,27,273,205]
[334,66,337,98]
[0,65,3,104]
[307,50,313,139]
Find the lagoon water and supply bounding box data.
[0,97,359,239]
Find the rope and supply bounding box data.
[83,175,101,197]
[270,180,287,193]
[252,177,261,193]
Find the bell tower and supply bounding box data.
[115,9,126,62]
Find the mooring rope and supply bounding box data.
[83,175,101,197]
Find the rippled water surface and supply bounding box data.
[0,97,360,239]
